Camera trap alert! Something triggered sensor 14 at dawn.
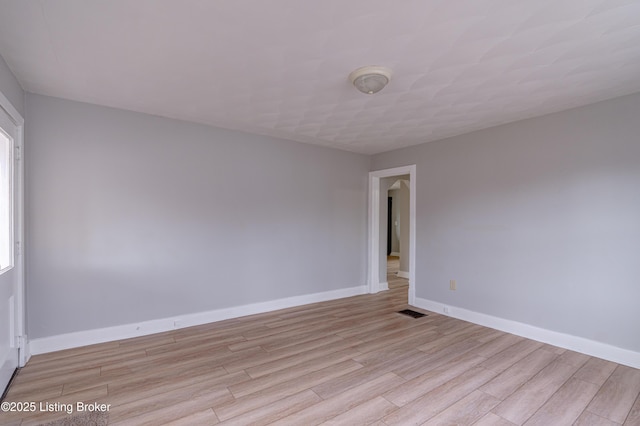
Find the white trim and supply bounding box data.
[0,91,26,367]
[21,335,30,364]
[397,271,409,279]
[378,282,389,291]
[15,122,25,367]
[29,285,367,355]
[414,297,640,370]
[389,252,400,257]
[368,173,380,293]
[368,165,416,305]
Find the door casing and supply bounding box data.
[0,90,26,377]
[367,165,416,305]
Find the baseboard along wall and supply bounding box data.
[29,285,367,355]
[414,297,640,370]
[28,287,639,370]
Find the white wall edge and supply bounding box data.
[414,297,640,370]
[379,282,389,291]
[29,285,367,355]
[22,335,31,365]
[397,271,409,279]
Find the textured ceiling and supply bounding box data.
[1,0,639,154]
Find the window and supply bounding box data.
[0,128,12,273]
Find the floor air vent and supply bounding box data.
[397,309,427,318]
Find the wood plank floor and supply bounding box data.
[2,258,639,425]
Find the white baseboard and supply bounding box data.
[414,297,640,370]
[379,282,389,291]
[389,252,400,257]
[396,271,409,279]
[20,334,31,367]
[29,285,367,355]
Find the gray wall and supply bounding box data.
[25,93,369,339]
[0,55,24,117]
[372,92,640,353]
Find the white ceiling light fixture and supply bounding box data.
[349,66,392,94]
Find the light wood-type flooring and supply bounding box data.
[2,257,639,425]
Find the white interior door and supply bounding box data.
[0,99,23,396]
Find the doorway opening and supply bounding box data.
[386,177,410,295]
[367,165,416,305]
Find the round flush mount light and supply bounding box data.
[349,66,392,94]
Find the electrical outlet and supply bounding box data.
[450,279,456,291]
[443,306,450,314]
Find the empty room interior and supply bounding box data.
[1,1,640,425]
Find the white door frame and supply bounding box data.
[0,91,26,367]
[368,165,416,305]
